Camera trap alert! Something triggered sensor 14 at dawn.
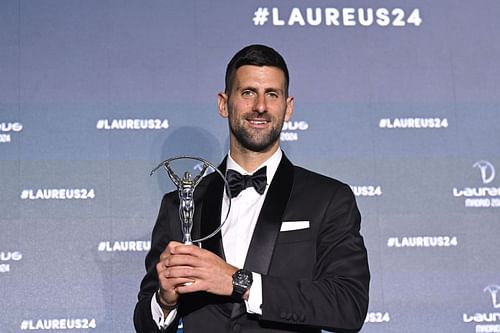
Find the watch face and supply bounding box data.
[235,270,252,287]
[232,269,252,299]
[233,269,253,289]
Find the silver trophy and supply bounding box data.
[150,156,231,245]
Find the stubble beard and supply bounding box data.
[228,112,283,153]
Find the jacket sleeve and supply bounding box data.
[260,184,370,332]
[133,193,182,333]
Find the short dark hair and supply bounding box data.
[224,44,290,96]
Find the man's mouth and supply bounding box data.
[247,116,270,127]
[249,119,268,124]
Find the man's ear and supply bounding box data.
[284,96,294,121]
[217,92,229,118]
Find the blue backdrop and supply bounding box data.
[1,1,500,332]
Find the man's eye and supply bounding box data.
[242,90,254,96]
[267,92,279,98]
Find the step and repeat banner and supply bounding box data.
[1,1,499,332]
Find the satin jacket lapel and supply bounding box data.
[199,159,227,259]
[243,155,294,274]
[230,156,295,320]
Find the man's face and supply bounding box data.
[218,65,294,154]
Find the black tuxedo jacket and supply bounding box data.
[134,155,370,333]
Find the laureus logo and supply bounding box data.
[473,160,496,184]
[484,285,500,309]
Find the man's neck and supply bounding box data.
[229,145,280,173]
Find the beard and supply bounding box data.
[228,112,283,153]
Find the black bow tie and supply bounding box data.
[226,166,267,198]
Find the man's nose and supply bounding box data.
[253,94,266,113]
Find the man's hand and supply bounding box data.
[161,241,239,297]
[156,241,187,308]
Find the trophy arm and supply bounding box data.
[164,163,182,188]
[192,162,210,186]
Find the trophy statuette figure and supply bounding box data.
[150,156,231,245]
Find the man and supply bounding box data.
[134,44,370,333]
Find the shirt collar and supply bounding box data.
[227,149,282,184]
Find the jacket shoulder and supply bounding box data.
[293,165,351,191]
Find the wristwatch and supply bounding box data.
[231,269,253,300]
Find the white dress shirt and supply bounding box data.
[152,149,283,329]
